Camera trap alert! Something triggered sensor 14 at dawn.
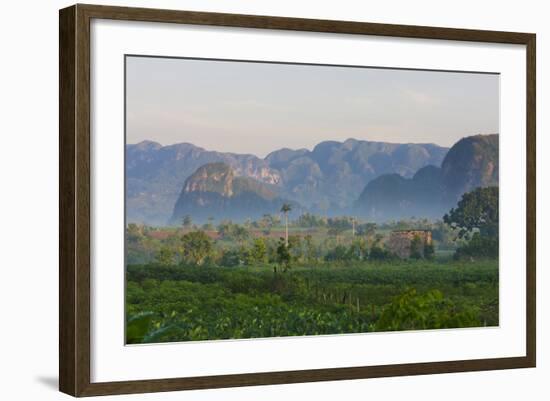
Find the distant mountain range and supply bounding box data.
[126,138,449,225]
[126,140,280,225]
[127,135,499,225]
[355,134,499,220]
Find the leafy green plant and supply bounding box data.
[181,231,213,265]
[220,248,241,267]
[444,186,499,239]
[369,245,393,261]
[375,289,480,331]
[126,312,155,344]
[409,235,423,260]
[251,238,268,263]
[276,237,292,272]
[126,259,498,343]
[155,247,175,266]
[454,233,498,260]
[424,242,435,260]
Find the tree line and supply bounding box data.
[127,186,499,267]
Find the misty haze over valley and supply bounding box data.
[126,134,498,226]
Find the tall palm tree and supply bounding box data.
[280,203,292,247]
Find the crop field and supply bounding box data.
[126,258,498,344]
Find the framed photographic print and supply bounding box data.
[59,4,536,397]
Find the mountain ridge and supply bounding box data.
[355,134,499,221]
[126,137,450,225]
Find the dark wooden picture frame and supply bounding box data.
[59,3,536,397]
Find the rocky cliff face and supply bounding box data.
[182,163,236,197]
[355,134,499,221]
[170,163,289,224]
[440,134,499,201]
[126,142,281,225]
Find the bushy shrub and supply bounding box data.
[181,231,213,265]
[324,245,350,262]
[375,289,481,331]
[409,235,423,260]
[155,247,175,266]
[219,248,241,267]
[454,233,498,260]
[369,246,393,261]
[424,243,435,260]
[251,238,268,263]
[276,238,292,271]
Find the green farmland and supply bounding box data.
[126,188,499,344]
[126,258,498,344]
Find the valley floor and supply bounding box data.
[126,259,498,344]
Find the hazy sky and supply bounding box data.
[126,56,499,158]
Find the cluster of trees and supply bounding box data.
[151,229,410,270]
[295,214,356,230]
[444,186,499,260]
[183,212,367,238]
[128,186,499,267]
[153,232,317,270]
[324,236,395,262]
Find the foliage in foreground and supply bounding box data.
[375,289,479,331]
[126,260,498,344]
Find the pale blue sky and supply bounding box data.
[126,56,499,157]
